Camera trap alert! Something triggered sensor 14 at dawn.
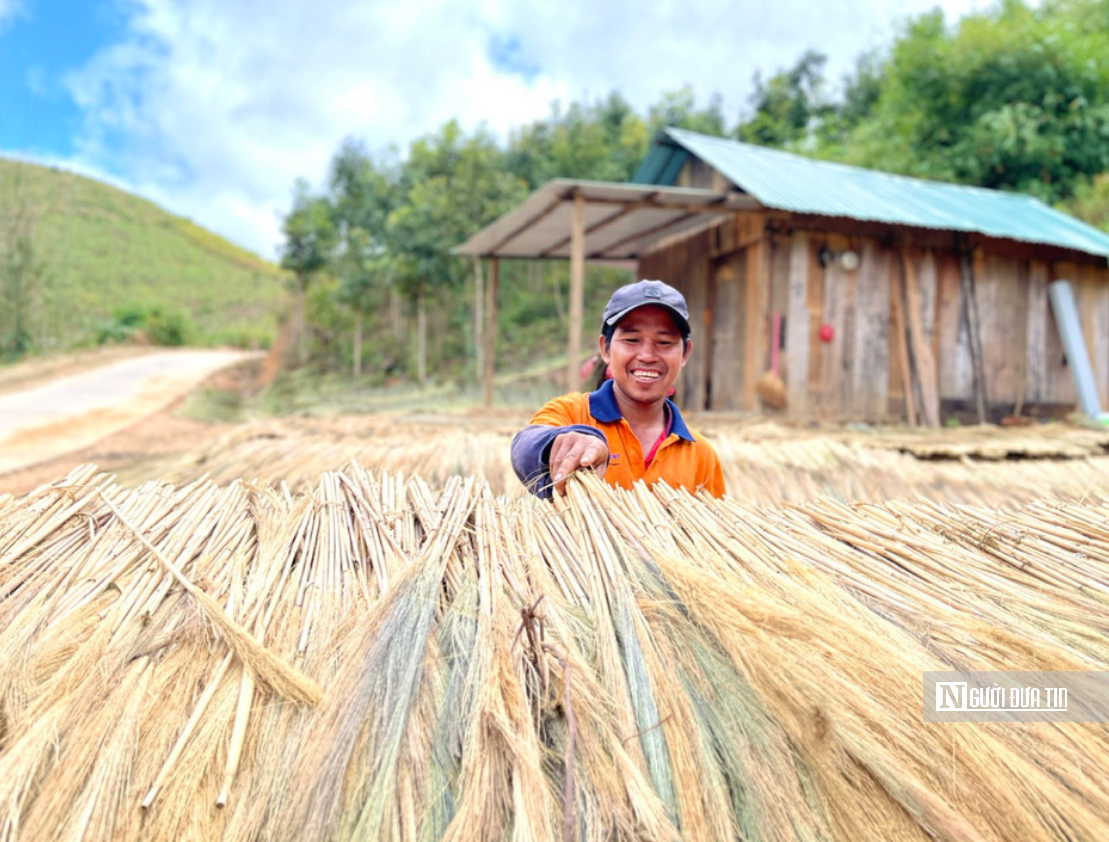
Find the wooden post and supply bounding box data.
[473,256,484,390]
[567,192,585,392]
[483,258,498,407]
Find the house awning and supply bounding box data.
[456,178,759,260]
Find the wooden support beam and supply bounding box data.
[557,195,732,214]
[567,194,585,392]
[483,257,499,407]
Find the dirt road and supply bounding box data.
[0,348,255,479]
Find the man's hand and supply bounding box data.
[548,432,609,495]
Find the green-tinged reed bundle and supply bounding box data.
[0,464,1107,841]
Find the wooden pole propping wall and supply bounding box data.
[900,251,941,427]
[958,247,989,423]
[483,257,499,407]
[567,192,586,393]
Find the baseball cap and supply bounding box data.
[602,279,691,337]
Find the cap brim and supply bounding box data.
[604,303,690,335]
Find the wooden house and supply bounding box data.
[459,129,1109,424]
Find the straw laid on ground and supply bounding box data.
[131,414,1109,506]
[1,464,1107,841]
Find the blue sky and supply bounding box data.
[0,1,120,154]
[1,0,996,258]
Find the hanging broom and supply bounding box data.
[756,311,788,411]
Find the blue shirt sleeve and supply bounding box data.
[511,424,608,499]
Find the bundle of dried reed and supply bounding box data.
[79,413,1109,508]
[1,464,1107,841]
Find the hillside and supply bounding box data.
[0,157,287,353]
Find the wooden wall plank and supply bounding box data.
[919,249,938,349]
[1044,262,1075,405]
[852,239,891,420]
[819,240,845,420]
[936,250,970,400]
[682,238,707,410]
[1084,262,1109,407]
[976,250,1029,408]
[1025,260,1048,403]
[805,238,825,413]
[889,253,916,424]
[903,248,940,426]
[830,233,857,414]
[785,232,810,415]
[709,252,748,410]
[742,241,769,411]
[1097,266,1109,407]
[769,234,791,316]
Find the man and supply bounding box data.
[511,279,725,498]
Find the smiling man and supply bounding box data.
[511,279,726,499]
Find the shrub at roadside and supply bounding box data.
[95,302,193,347]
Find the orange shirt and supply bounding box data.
[515,380,725,498]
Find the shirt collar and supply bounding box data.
[588,379,694,441]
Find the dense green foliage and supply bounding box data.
[828,0,1109,202]
[0,158,285,359]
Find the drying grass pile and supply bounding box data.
[1,464,1107,841]
[143,414,1109,506]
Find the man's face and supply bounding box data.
[599,305,690,407]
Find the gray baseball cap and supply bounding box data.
[602,279,691,337]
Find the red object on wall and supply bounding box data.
[819,323,835,343]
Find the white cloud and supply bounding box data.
[0,0,24,31]
[60,0,995,259]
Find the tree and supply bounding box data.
[831,1,1109,201]
[647,85,728,141]
[328,140,397,376]
[507,92,650,187]
[736,50,831,149]
[280,181,336,366]
[387,122,525,385]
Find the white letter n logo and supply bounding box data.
[937,681,966,711]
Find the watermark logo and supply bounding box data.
[924,672,1109,722]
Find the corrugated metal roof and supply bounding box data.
[635,128,1109,260]
[455,178,758,259]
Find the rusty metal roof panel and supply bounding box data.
[651,128,1109,259]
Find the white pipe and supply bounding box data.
[1047,279,1107,421]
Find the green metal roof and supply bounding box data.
[633,128,1109,260]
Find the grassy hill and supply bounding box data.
[0,157,288,356]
